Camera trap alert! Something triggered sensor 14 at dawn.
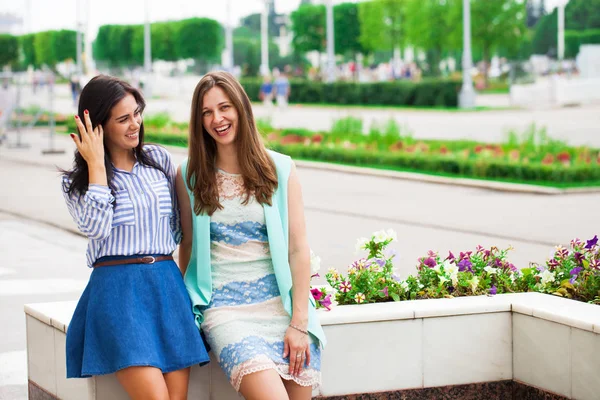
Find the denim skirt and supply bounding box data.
[66,255,210,378]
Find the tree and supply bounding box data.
[33,31,56,67]
[174,18,223,63]
[532,7,557,56]
[0,34,19,67]
[19,34,37,68]
[451,0,527,85]
[290,4,326,54]
[405,0,455,77]
[358,0,406,54]
[333,3,364,58]
[233,37,280,77]
[566,0,600,30]
[52,30,77,64]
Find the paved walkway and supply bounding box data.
[1,128,599,399]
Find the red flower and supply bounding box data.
[541,154,554,165]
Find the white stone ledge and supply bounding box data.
[24,292,600,399]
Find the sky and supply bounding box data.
[0,0,568,38]
[0,0,359,38]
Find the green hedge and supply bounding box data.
[565,29,600,58]
[107,130,600,186]
[240,79,460,108]
[267,143,600,185]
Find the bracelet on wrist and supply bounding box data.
[289,323,309,335]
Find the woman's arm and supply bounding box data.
[175,165,193,276]
[287,162,311,328]
[62,180,114,240]
[283,162,312,376]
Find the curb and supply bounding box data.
[294,160,600,195]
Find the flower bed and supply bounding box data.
[63,115,600,187]
[311,230,600,310]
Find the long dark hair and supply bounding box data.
[187,71,277,216]
[62,75,165,198]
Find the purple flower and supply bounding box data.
[590,259,600,270]
[392,274,402,282]
[585,235,598,250]
[319,294,332,311]
[476,245,485,253]
[459,251,472,261]
[448,285,455,294]
[571,238,583,248]
[384,248,398,259]
[570,267,583,276]
[310,288,323,301]
[547,258,559,270]
[574,252,585,265]
[483,250,491,259]
[555,247,569,259]
[445,251,456,262]
[311,273,320,279]
[536,264,546,272]
[489,285,497,295]
[427,250,437,258]
[351,258,367,270]
[423,257,437,268]
[457,259,472,272]
[380,286,389,297]
[494,258,503,268]
[569,276,577,284]
[374,258,386,268]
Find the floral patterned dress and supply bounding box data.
[201,169,321,391]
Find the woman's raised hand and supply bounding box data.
[70,110,105,168]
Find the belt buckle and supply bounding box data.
[141,256,156,264]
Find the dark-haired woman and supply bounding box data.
[62,75,209,399]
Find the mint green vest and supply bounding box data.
[181,150,326,347]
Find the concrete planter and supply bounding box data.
[25,293,600,399]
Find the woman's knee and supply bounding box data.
[115,366,169,400]
[239,369,289,400]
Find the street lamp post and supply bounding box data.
[144,0,152,96]
[557,1,566,61]
[76,0,83,76]
[224,0,234,71]
[326,0,335,83]
[459,0,476,109]
[260,0,269,76]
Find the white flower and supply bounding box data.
[309,250,321,275]
[538,270,555,286]
[432,263,442,274]
[400,281,409,291]
[439,275,450,286]
[386,229,398,242]
[484,266,497,275]
[355,237,369,253]
[468,276,480,293]
[372,230,388,244]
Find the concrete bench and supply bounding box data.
[25,293,600,399]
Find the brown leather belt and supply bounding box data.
[93,255,174,268]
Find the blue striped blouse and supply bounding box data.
[62,145,182,267]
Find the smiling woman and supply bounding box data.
[60,75,210,399]
[177,71,326,400]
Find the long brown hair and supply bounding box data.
[187,71,277,216]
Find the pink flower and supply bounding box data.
[310,288,323,301]
[339,281,352,293]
